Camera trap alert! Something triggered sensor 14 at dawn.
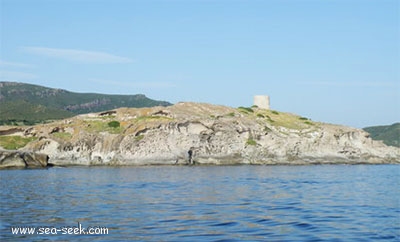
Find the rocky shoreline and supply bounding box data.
[0,149,396,169]
[0,102,399,168]
[0,150,48,168]
[0,149,398,169]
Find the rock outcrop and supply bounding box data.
[0,150,49,168]
[1,102,399,166]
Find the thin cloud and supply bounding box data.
[88,78,176,89]
[0,70,38,81]
[20,46,133,64]
[0,60,34,68]
[301,81,399,88]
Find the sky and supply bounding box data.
[0,0,399,128]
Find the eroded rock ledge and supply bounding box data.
[0,150,48,168]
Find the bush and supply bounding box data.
[246,139,257,146]
[264,126,272,132]
[271,110,279,115]
[135,135,144,141]
[238,107,254,113]
[108,121,120,128]
[266,115,274,123]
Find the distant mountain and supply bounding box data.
[363,123,400,147]
[0,82,172,125]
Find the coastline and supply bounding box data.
[1,103,399,169]
[1,149,398,169]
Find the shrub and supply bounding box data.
[246,138,257,146]
[271,110,279,115]
[238,107,254,113]
[108,121,120,128]
[135,135,144,141]
[299,117,308,120]
[266,115,274,123]
[257,113,265,118]
[264,126,272,132]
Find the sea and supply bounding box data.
[0,164,399,241]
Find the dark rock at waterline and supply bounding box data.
[0,150,48,168]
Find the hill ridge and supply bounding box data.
[363,123,400,147]
[0,81,171,125]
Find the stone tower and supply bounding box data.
[253,95,270,109]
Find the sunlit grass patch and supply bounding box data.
[0,136,37,150]
[84,120,123,134]
[255,110,316,130]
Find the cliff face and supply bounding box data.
[2,102,399,166]
[0,150,48,168]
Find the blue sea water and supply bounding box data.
[0,164,399,241]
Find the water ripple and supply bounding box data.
[1,165,399,241]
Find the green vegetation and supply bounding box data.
[227,112,235,117]
[135,135,144,141]
[0,100,73,125]
[51,132,73,140]
[84,120,123,134]
[238,106,254,113]
[266,115,274,123]
[0,136,37,150]
[0,82,171,125]
[246,138,257,146]
[252,109,316,130]
[108,121,120,128]
[134,116,173,122]
[363,123,400,147]
[100,115,116,120]
[264,126,272,132]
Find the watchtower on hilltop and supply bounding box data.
[253,95,270,110]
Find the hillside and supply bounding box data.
[0,82,171,125]
[363,123,400,147]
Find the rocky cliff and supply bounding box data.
[0,150,48,168]
[1,102,399,166]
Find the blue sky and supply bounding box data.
[0,0,399,128]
